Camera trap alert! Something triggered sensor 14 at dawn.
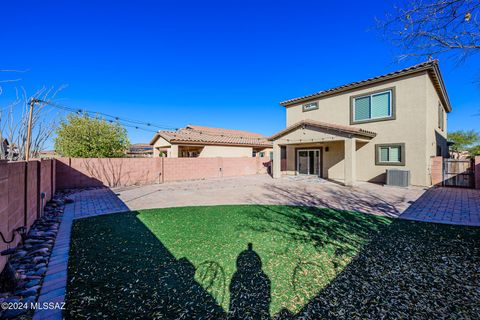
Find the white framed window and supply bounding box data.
[352,89,394,123]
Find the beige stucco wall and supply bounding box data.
[425,74,449,182]
[152,137,175,157]
[199,145,253,158]
[254,147,274,158]
[282,140,346,179]
[153,139,272,158]
[277,71,448,186]
[277,127,348,177]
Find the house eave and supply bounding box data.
[171,141,272,148]
[280,62,452,112]
[269,120,377,141]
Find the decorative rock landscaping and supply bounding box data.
[0,191,73,319]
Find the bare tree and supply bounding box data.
[0,70,22,158]
[378,0,480,63]
[0,74,66,160]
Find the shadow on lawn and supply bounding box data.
[66,208,480,319]
[229,243,271,320]
[240,204,480,319]
[242,204,390,259]
[275,219,480,320]
[66,212,272,320]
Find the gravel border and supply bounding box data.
[0,192,72,319]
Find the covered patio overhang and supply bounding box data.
[269,120,376,186]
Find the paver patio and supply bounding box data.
[114,175,426,217]
[33,175,480,319]
[400,187,480,226]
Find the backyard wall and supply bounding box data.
[56,157,271,189]
[0,159,55,273]
[476,156,480,190]
[430,156,443,186]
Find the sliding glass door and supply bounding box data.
[297,149,320,175]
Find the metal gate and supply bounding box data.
[443,159,475,188]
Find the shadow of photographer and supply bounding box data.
[228,243,271,320]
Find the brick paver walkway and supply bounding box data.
[400,187,480,226]
[34,188,129,319]
[33,200,74,320]
[69,188,129,219]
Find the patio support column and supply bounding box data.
[170,145,179,158]
[344,138,356,186]
[272,143,281,178]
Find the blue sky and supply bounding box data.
[1,0,479,146]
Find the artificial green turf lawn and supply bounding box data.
[137,205,391,312]
[66,205,480,319]
[66,205,391,318]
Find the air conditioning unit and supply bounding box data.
[385,169,410,187]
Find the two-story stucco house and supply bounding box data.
[270,61,451,187]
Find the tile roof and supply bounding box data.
[280,60,451,111]
[185,125,264,138]
[269,119,377,141]
[150,125,272,147]
[127,143,153,154]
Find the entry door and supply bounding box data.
[297,149,320,175]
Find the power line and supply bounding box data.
[34,99,178,133]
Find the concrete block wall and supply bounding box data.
[0,161,8,273]
[40,159,55,203]
[476,156,480,189]
[0,159,55,272]
[56,158,163,189]
[222,157,270,177]
[162,157,222,182]
[56,157,270,188]
[430,156,443,186]
[6,162,26,255]
[26,161,39,227]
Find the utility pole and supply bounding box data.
[25,98,37,161]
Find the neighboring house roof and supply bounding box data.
[184,125,264,138]
[150,125,272,147]
[129,143,153,151]
[38,150,57,158]
[269,119,377,141]
[280,60,452,112]
[126,143,153,155]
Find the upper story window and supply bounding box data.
[351,88,395,124]
[438,103,444,131]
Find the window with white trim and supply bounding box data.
[353,90,392,122]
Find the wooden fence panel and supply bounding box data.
[443,159,474,188]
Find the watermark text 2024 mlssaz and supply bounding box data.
[1,301,65,311]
